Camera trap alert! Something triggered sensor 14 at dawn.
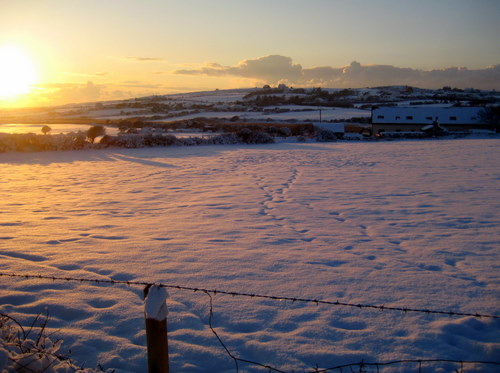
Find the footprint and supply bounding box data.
[301,237,315,242]
[308,260,347,268]
[0,293,38,305]
[60,238,81,243]
[88,298,117,309]
[55,264,81,271]
[272,320,299,333]
[0,250,48,262]
[91,235,128,240]
[418,263,442,272]
[330,319,367,330]
[85,267,113,276]
[110,272,135,281]
[46,240,63,245]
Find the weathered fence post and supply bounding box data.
[144,284,169,373]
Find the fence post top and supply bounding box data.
[144,285,169,320]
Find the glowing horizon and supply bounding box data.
[1,0,499,109]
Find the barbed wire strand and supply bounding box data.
[314,359,500,373]
[205,290,287,373]
[202,290,500,373]
[2,273,500,372]
[1,272,498,319]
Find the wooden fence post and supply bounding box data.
[144,285,169,373]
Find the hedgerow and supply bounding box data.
[0,129,275,153]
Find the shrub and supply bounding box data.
[41,125,52,135]
[235,128,274,144]
[278,127,291,137]
[0,312,113,372]
[0,132,88,152]
[478,106,500,132]
[297,135,307,142]
[87,125,106,144]
[315,127,337,142]
[210,133,240,145]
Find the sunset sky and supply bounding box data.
[1,0,499,108]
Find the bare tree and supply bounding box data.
[478,106,500,132]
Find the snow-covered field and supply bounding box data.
[1,138,499,372]
[153,107,370,123]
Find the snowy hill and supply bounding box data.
[1,86,498,136]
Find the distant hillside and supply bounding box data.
[1,86,498,127]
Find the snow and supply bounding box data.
[0,138,499,372]
[152,107,370,123]
[167,89,251,103]
[144,286,169,321]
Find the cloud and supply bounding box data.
[34,80,170,104]
[124,56,164,62]
[175,55,303,81]
[27,79,178,107]
[119,81,166,89]
[36,81,104,103]
[175,55,500,90]
[63,71,110,78]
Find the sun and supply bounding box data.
[0,45,37,99]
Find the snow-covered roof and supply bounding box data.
[372,106,485,125]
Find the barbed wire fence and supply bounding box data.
[1,272,498,319]
[1,272,499,373]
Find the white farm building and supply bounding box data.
[371,106,487,133]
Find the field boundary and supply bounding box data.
[1,272,499,372]
[1,272,498,319]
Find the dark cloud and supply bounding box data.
[175,55,500,90]
[175,55,302,81]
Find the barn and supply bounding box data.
[371,106,488,133]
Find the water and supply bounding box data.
[0,123,119,135]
